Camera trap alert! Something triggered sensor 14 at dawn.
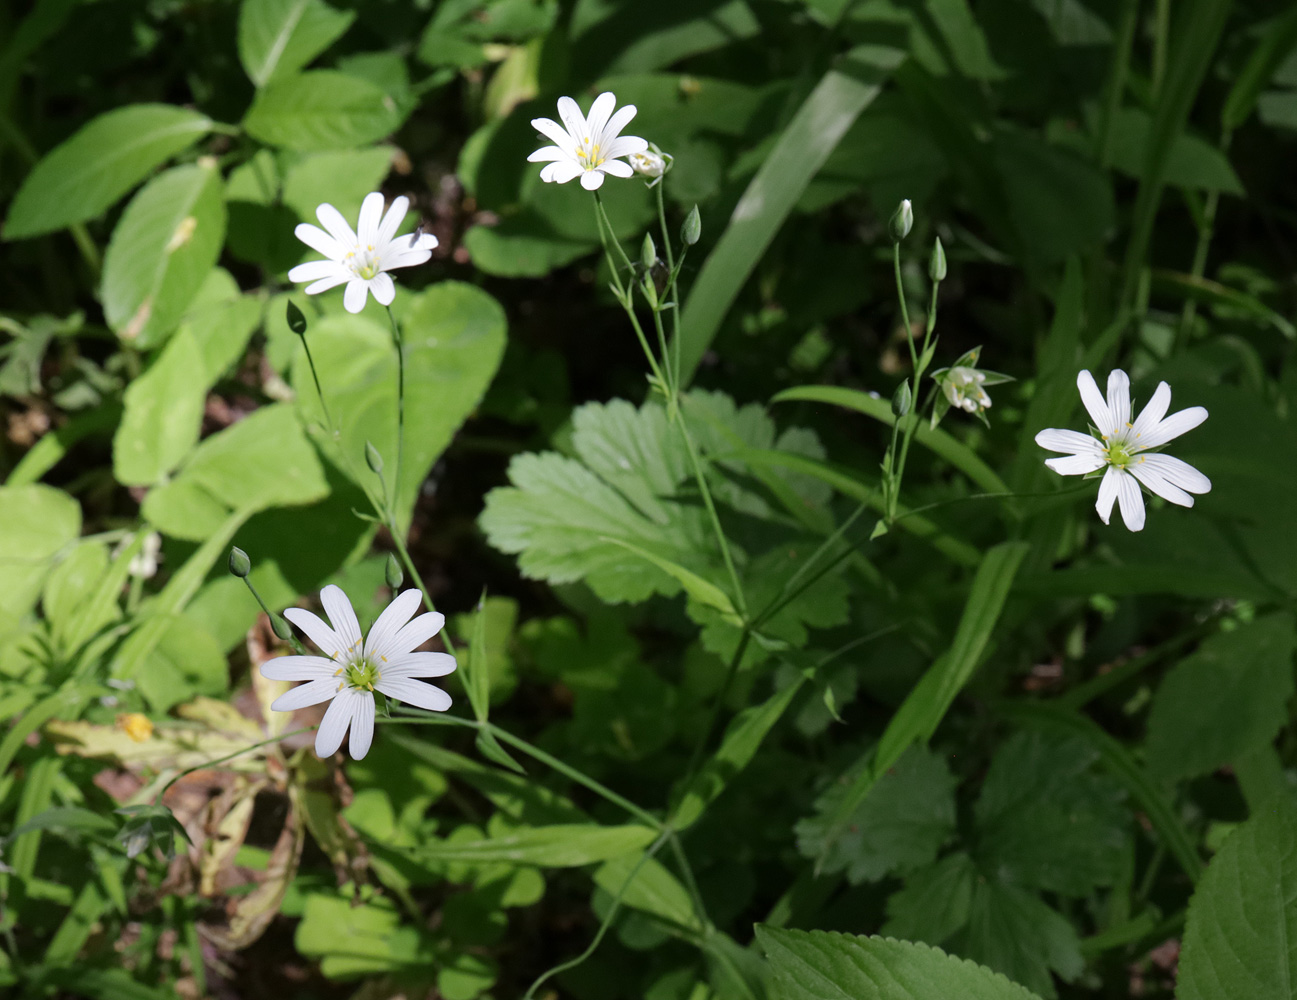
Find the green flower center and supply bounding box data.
[342,656,381,691]
[1105,439,1135,468]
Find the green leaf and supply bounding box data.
[112,328,206,487]
[882,852,978,947]
[974,731,1129,897]
[570,0,760,77]
[1220,7,1297,131]
[406,823,657,867]
[100,163,226,347]
[594,851,703,932]
[244,69,405,150]
[797,746,957,885]
[955,880,1082,999]
[676,44,903,383]
[41,541,110,655]
[1101,108,1243,194]
[281,146,394,222]
[772,385,1008,495]
[132,614,228,712]
[1177,796,1297,1000]
[237,0,355,87]
[0,484,81,636]
[296,892,436,978]
[604,536,742,624]
[757,927,1046,1000]
[1145,614,1296,784]
[3,104,213,240]
[291,282,506,533]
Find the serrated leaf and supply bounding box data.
[244,69,405,150]
[883,851,978,946]
[757,927,1046,1000]
[954,881,1083,999]
[101,163,226,347]
[1176,796,1297,1000]
[4,104,212,240]
[796,745,957,885]
[238,0,355,87]
[974,731,1129,897]
[1145,614,1297,783]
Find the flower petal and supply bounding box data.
[1138,453,1211,494]
[1106,369,1131,432]
[1096,466,1121,525]
[382,651,457,679]
[599,104,637,143]
[316,203,357,248]
[585,92,617,142]
[1077,370,1114,435]
[373,611,446,660]
[1116,469,1146,531]
[556,97,586,141]
[304,272,351,295]
[357,192,385,247]
[1129,459,1194,507]
[1046,453,1106,476]
[320,584,363,658]
[369,272,395,306]
[349,691,375,759]
[580,169,605,191]
[1130,381,1171,442]
[363,589,423,659]
[272,677,340,712]
[527,145,569,163]
[1138,406,1208,449]
[260,654,336,681]
[343,279,369,313]
[377,195,410,247]
[288,260,344,283]
[1035,428,1102,455]
[540,160,583,184]
[380,246,433,271]
[604,135,648,159]
[375,676,452,713]
[314,689,356,757]
[283,607,345,658]
[531,117,577,152]
[599,159,634,179]
[294,223,344,261]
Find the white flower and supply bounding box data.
[528,92,648,191]
[1036,370,1211,532]
[288,193,438,314]
[262,585,455,760]
[629,149,666,179]
[942,366,992,414]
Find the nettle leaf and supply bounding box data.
[883,851,978,946]
[101,163,226,347]
[244,69,406,150]
[973,730,1130,896]
[1177,797,1297,1000]
[4,104,213,240]
[757,927,1046,1000]
[954,880,1083,1000]
[238,0,356,87]
[1145,614,1296,784]
[795,745,957,884]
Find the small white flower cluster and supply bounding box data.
[942,366,992,414]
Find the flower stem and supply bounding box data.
[153,727,314,804]
[385,305,407,522]
[676,404,747,618]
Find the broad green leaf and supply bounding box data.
[0,484,81,636]
[570,0,759,77]
[956,880,1082,999]
[882,852,978,946]
[238,0,355,87]
[772,385,1007,495]
[281,146,394,222]
[796,746,957,885]
[974,731,1129,897]
[810,543,1027,867]
[142,404,330,540]
[670,678,803,830]
[291,282,506,533]
[101,163,226,346]
[133,615,228,711]
[4,104,213,240]
[41,541,110,655]
[112,328,206,486]
[1145,614,1296,783]
[296,893,436,978]
[244,70,406,150]
[605,537,742,624]
[406,823,656,867]
[1101,108,1243,194]
[757,927,1045,1000]
[594,851,703,932]
[676,44,903,384]
[1177,797,1297,1000]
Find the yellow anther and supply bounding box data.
[337,681,344,692]
[334,667,343,676]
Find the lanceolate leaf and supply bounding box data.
[244,69,405,150]
[4,104,213,240]
[404,823,656,867]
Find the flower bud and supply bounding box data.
[365,441,383,474]
[228,546,251,578]
[641,274,659,309]
[641,232,657,271]
[270,614,294,642]
[630,150,666,179]
[889,199,913,243]
[929,236,946,282]
[286,300,307,336]
[681,205,701,246]
[385,553,404,591]
[891,380,912,418]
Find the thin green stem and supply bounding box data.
[295,333,336,431]
[1152,0,1171,100]
[388,533,457,659]
[773,499,871,613]
[677,414,747,617]
[153,728,313,803]
[893,243,917,370]
[239,576,306,655]
[385,305,407,519]
[594,191,635,276]
[1058,621,1215,711]
[680,629,751,785]
[668,832,712,931]
[1096,0,1139,166]
[1176,130,1230,352]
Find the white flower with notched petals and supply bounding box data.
[262,585,455,760]
[528,92,648,191]
[288,193,437,314]
[1036,370,1211,532]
